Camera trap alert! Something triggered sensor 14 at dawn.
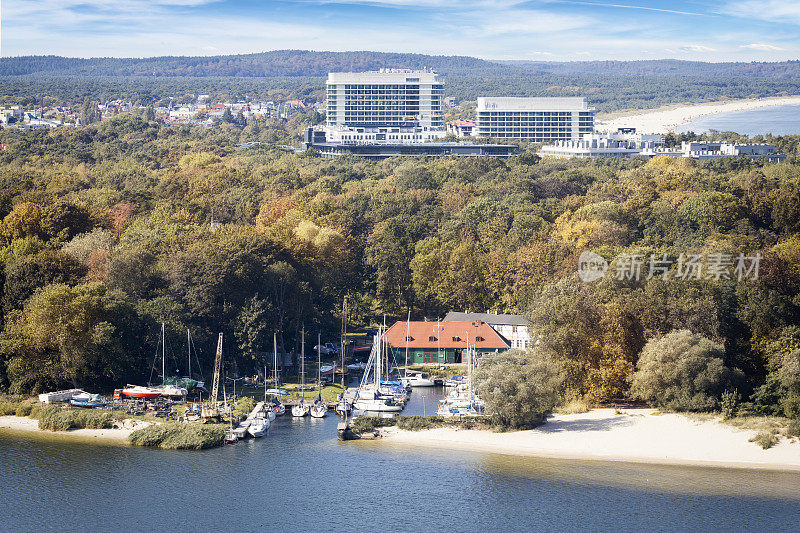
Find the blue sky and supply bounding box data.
[2,0,799,61]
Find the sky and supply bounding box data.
[1,0,799,61]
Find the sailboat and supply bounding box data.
[272,332,286,416]
[122,323,187,399]
[353,326,403,412]
[223,384,238,444]
[292,329,310,417]
[310,333,327,418]
[438,333,484,417]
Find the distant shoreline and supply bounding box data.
[378,408,800,472]
[0,415,136,443]
[596,96,800,134]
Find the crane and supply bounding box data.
[202,333,224,420]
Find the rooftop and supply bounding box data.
[477,97,592,112]
[383,321,510,350]
[443,311,531,327]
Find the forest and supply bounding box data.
[0,112,799,418]
[3,52,800,112]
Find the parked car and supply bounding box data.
[314,342,339,356]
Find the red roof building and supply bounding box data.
[383,320,510,364]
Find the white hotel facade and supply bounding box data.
[475,97,595,141]
[324,69,446,144]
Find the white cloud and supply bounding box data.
[739,43,785,51]
[726,1,800,25]
[680,44,717,52]
[555,1,705,16]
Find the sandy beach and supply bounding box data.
[597,96,800,134]
[0,415,143,442]
[379,408,800,471]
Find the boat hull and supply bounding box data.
[291,404,310,417]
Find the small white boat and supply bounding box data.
[310,402,327,418]
[311,335,328,418]
[247,416,269,438]
[292,402,310,417]
[400,371,435,388]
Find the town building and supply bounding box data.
[642,141,787,162]
[383,321,510,364]
[323,69,447,144]
[302,129,518,159]
[474,97,594,141]
[539,128,663,158]
[443,311,533,350]
[447,119,476,137]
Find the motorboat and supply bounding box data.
[69,392,104,408]
[400,371,435,388]
[247,416,269,438]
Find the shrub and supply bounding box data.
[750,430,779,450]
[14,403,33,417]
[0,401,17,416]
[631,330,739,412]
[37,408,111,431]
[350,416,397,433]
[556,399,590,415]
[779,349,800,419]
[474,348,564,429]
[786,420,800,438]
[129,423,226,450]
[396,416,434,431]
[233,396,255,418]
[721,390,740,420]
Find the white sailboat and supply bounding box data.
[272,331,286,416]
[353,327,403,412]
[223,384,238,444]
[292,329,310,417]
[310,333,327,418]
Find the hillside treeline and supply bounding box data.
[0,114,799,417]
[4,52,800,112]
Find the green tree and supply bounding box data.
[475,348,564,429]
[631,330,739,411]
[1,283,149,393]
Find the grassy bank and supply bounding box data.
[128,422,226,450]
[352,415,495,434]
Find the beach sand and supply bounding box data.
[379,408,800,471]
[0,415,143,442]
[597,96,800,134]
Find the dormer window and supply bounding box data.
[452,336,461,342]
[475,336,485,342]
[406,336,413,341]
[429,336,437,342]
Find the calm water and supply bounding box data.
[677,104,800,136]
[2,387,800,533]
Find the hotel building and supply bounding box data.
[324,69,446,144]
[474,97,595,141]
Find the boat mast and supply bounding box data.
[273,331,278,397]
[301,327,305,404]
[404,310,410,378]
[375,328,382,390]
[340,296,347,390]
[317,332,322,397]
[187,328,191,379]
[161,322,166,385]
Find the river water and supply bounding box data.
[2,387,800,532]
[677,104,800,136]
